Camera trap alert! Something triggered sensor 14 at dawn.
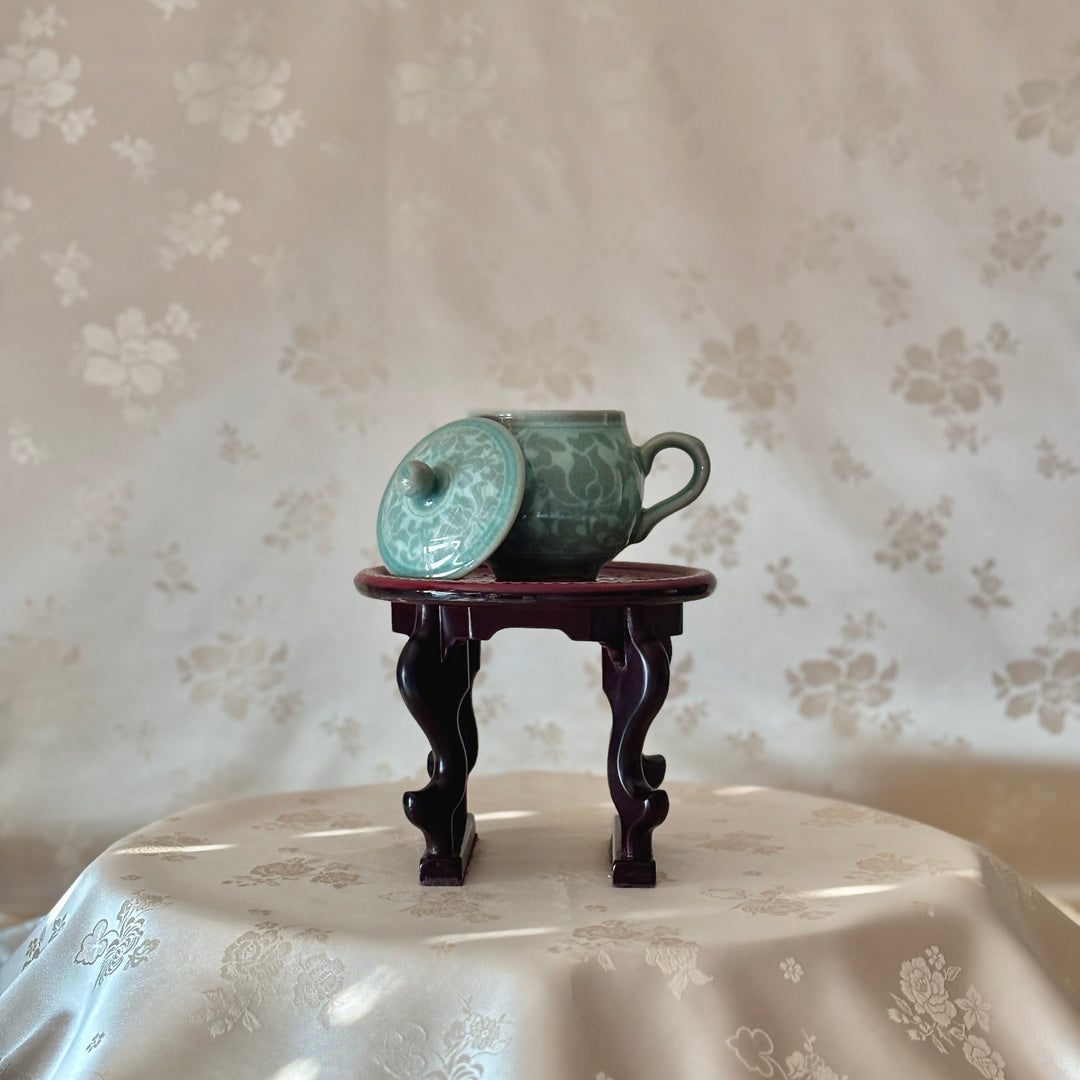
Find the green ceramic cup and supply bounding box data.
[472,410,710,581]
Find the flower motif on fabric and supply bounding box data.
[73,892,168,988]
[802,43,914,163]
[251,806,371,834]
[279,313,388,431]
[0,598,93,736]
[42,242,90,306]
[21,914,66,971]
[390,16,501,142]
[160,190,241,269]
[263,477,342,552]
[378,997,510,1079]
[801,802,911,829]
[153,543,197,600]
[219,422,260,464]
[391,52,495,139]
[222,852,363,889]
[381,889,500,925]
[887,945,1005,1076]
[0,6,95,142]
[764,557,808,614]
[868,271,912,326]
[486,315,598,402]
[785,613,905,738]
[728,1027,848,1079]
[192,921,346,1037]
[701,831,786,856]
[111,134,158,183]
[59,477,134,556]
[666,653,710,736]
[148,0,199,18]
[689,323,806,449]
[1035,436,1079,480]
[126,832,214,861]
[875,496,952,573]
[780,957,803,983]
[845,852,954,885]
[551,920,712,998]
[891,325,1012,451]
[777,211,855,283]
[982,207,1062,286]
[1007,49,1080,156]
[8,418,50,465]
[176,596,299,723]
[71,304,199,428]
[174,13,303,144]
[705,886,838,921]
[828,439,872,483]
[0,187,31,258]
[968,559,1012,617]
[993,607,1080,733]
[669,492,749,568]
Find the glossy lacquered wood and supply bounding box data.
[356,562,716,887]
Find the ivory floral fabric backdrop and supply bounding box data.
[2,0,1079,920]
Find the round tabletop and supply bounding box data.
[354,561,717,607]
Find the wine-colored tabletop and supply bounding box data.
[355,561,716,607]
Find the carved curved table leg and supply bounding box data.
[602,606,672,887]
[396,605,477,885]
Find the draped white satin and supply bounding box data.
[2,772,1078,1079]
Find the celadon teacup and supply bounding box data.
[471,410,710,581]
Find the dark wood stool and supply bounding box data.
[355,562,716,887]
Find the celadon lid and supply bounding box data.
[376,417,525,580]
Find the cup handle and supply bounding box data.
[629,432,711,545]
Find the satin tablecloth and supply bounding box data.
[2,771,1079,1079]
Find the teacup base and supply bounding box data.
[487,555,607,582]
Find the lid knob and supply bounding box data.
[398,459,438,500]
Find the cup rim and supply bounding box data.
[469,410,626,425]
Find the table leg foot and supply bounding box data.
[419,813,477,886]
[611,815,656,887]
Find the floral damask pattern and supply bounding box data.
[551,920,712,999]
[174,12,302,145]
[390,15,500,142]
[786,614,903,737]
[0,598,93,732]
[176,597,299,724]
[887,946,1005,1077]
[74,892,169,989]
[891,326,1012,451]
[221,853,363,889]
[874,497,952,573]
[0,187,31,258]
[379,997,511,1079]
[1006,49,1080,156]
[278,314,388,431]
[160,190,241,270]
[689,323,806,448]
[71,304,199,428]
[486,316,598,401]
[192,922,345,1037]
[728,1027,848,1079]
[982,207,1062,286]
[704,886,838,921]
[993,607,1080,733]
[0,6,94,142]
